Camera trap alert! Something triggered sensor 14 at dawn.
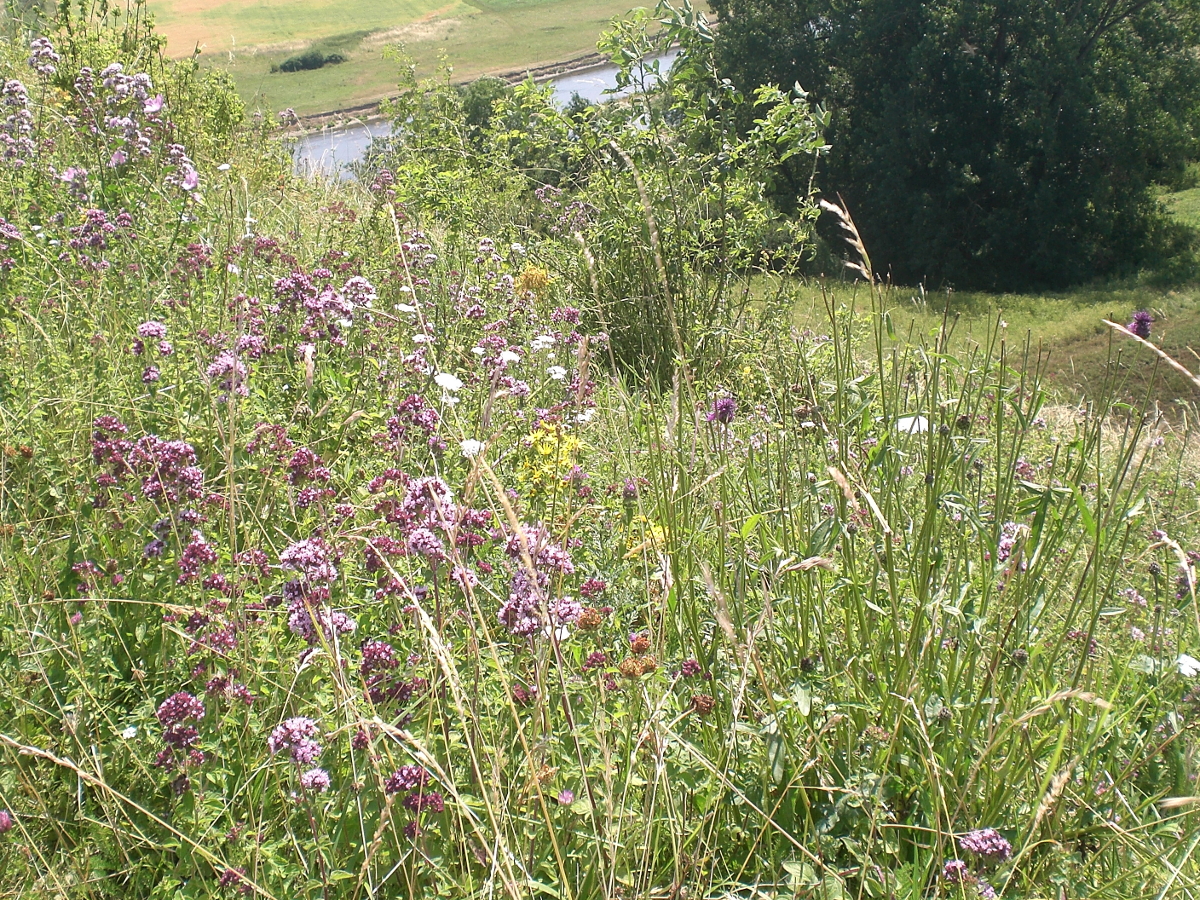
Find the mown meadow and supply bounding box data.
[141,0,703,117]
[0,4,1199,899]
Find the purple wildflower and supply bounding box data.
[137,321,167,340]
[300,768,331,792]
[404,792,445,813]
[960,827,1012,863]
[157,691,205,727]
[0,810,14,833]
[268,717,322,765]
[385,765,430,794]
[280,538,338,583]
[942,859,969,884]
[1128,310,1153,339]
[28,38,60,77]
[707,397,737,425]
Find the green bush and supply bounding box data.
[274,49,345,74]
[712,0,1200,289]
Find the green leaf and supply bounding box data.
[791,683,812,716]
[1073,485,1097,540]
[766,731,787,785]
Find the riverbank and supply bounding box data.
[290,48,611,130]
[289,48,679,177]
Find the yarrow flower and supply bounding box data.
[434,372,463,392]
[1128,309,1153,339]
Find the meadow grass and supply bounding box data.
[0,12,1199,900]
[147,0,694,116]
[782,278,1200,412]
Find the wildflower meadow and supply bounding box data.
[0,4,1199,899]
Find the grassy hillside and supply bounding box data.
[0,10,1198,899]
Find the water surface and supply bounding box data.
[292,50,680,179]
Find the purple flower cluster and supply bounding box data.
[2,79,34,168]
[1128,309,1153,339]
[155,691,206,786]
[299,767,331,792]
[268,716,322,765]
[385,765,431,794]
[280,537,357,645]
[206,349,248,400]
[384,765,442,822]
[498,524,577,637]
[996,522,1022,564]
[28,38,60,78]
[959,827,1012,862]
[178,531,219,584]
[0,216,20,271]
[271,269,374,348]
[384,394,441,454]
[359,638,427,705]
[0,809,13,834]
[130,436,205,506]
[62,208,136,271]
[164,143,198,192]
[706,397,737,425]
[71,62,171,173]
[157,691,206,727]
[281,537,338,583]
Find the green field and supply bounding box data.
[147,0,677,116]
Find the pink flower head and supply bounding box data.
[300,767,331,792]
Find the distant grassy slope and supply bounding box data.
[784,186,1200,412]
[147,0,694,116]
[147,0,450,54]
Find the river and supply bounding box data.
[291,49,680,179]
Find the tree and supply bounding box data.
[711,0,1200,288]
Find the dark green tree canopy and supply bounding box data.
[712,0,1200,288]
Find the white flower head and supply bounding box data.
[531,335,555,351]
[547,366,568,381]
[895,415,930,434]
[471,346,485,356]
[460,439,484,458]
[1179,653,1200,677]
[500,350,521,364]
[396,302,416,313]
[435,372,463,392]
[121,726,138,740]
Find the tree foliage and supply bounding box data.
[711,0,1200,288]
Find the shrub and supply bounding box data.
[712,0,1200,288]
[275,49,345,73]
